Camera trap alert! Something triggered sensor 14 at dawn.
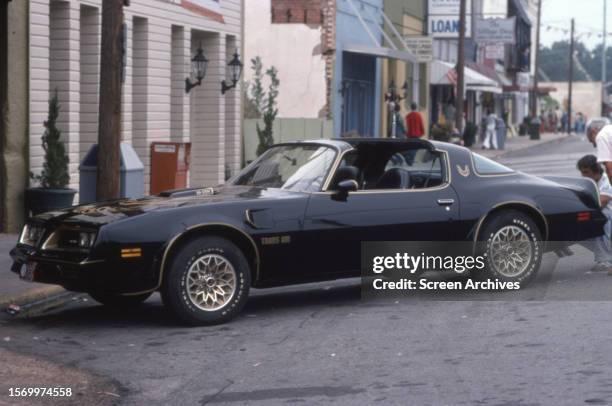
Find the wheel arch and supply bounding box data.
[159,223,260,288]
[473,202,549,243]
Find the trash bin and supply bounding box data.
[462,121,478,147]
[519,117,529,136]
[529,117,541,140]
[79,143,145,204]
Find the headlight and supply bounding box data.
[19,224,44,246]
[78,232,96,249]
[41,227,97,251]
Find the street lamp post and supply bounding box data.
[531,0,542,119]
[384,81,408,138]
[455,0,467,134]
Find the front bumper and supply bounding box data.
[10,244,158,295]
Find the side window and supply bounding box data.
[472,153,514,175]
[379,148,446,190]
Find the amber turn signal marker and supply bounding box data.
[121,248,142,258]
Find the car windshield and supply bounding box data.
[231,144,337,192]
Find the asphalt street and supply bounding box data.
[2,134,612,406]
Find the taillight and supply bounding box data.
[577,212,591,222]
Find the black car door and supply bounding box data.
[301,148,460,277]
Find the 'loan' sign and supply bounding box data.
[428,0,472,38]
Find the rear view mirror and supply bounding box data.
[337,179,358,193]
[332,179,358,202]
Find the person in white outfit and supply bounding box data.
[483,110,498,150]
[577,155,612,272]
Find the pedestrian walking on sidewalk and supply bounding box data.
[405,103,425,139]
[496,116,507,150]
[392,103,407,138]
[483,110,498,150]
[576,155,612,272]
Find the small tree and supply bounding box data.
[247,57,280,157]
[32,91,70,188]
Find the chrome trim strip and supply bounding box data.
[319,149,452,194]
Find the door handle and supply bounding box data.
[437,199,455,206]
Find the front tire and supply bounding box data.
[477,210,543,286]
[161,236,250,326]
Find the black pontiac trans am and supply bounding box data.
[10,138,606,325]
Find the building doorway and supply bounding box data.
[341,52,376,137]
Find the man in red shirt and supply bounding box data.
[405,102,425,138]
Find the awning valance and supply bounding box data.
[343,43,417,63]
[467,85,503,94]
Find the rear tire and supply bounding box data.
[476,210,543,286]
[161,236,250,326]
[88,291,152,308]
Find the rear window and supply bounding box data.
[472,153,514,175]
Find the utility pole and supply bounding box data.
[455,0,467,133]
[603,0,608,116]
[531,0,542,118]
[96,0,125,201]
[568,18,575,134]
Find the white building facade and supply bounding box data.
[29,0,243,196]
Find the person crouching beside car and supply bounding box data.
[577,155,612,273]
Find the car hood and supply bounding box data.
[32,186,304,227]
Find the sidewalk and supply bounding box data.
[0,233,63,308]
[469,132,570,159]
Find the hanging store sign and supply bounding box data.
[516,72,531,92]
[162,0,224,23]
[484,43,505,60]
[403,36,434,63]
[474,17,516,44]
[428,0,472,38]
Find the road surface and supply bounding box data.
[1,135,611,406]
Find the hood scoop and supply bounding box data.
[159,187,218,198]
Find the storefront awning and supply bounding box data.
[430,60,500,91]
[466,62,513,87]
[503,85,557,94]
[344,43,417,63]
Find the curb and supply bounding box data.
[481,134,572,160]
[0,285,65,309]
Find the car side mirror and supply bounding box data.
[332,179,358,201]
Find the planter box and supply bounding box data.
[26,188,76,216]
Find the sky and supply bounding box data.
[540,0,611,49]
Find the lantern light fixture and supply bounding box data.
[221,50,244,95]
[185,43,209,93]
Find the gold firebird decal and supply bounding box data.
[261,236,291,246]
[457,165,471,177]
